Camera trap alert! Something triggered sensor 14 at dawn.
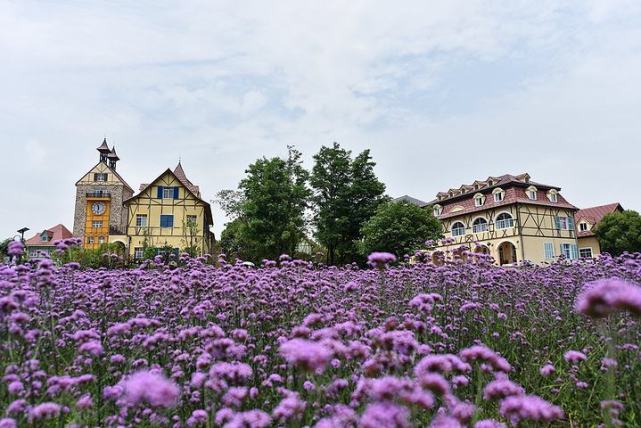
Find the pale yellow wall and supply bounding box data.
[433,203,579,265]
[125,172,211,256]
[578,236,601,257]
[77,163,123,185]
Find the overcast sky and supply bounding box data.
[1,1,640,240]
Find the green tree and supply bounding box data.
[595,210,641,256]
[360,201,442,259]
[227,147,310,262]
[310,143,386,264]
[0,238,12,260]
[220,218,252,261]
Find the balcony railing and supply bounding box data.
[86,191,111,199]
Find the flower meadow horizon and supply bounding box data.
[1,251,641,426]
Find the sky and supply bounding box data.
[1,1,640,240]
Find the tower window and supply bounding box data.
[94,173,108,182]
[92,220,103,229]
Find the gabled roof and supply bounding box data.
[124,167,213,226]
[392,195,428,207]
[25,224,73,247]
[75,161,133,193]
[575,203,624,237]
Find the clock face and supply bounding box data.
[92,202,105,215]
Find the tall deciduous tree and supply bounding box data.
[310,143,386,264]
[360,201,442,259]
[595,210,641,256]
[223,147,310,263]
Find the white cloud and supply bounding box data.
[0,1,639,239]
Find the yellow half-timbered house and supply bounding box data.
[123,163,215,260]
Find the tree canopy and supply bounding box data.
[218,147,310,262]
[595,210,641,256]
[360,201,442,259]
[310,143,386,264]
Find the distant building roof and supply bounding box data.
[25,224,73,247]
[575,203,624,237]
[392,195,428,207]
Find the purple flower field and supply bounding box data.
[1,252,641,427]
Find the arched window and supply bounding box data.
[493,187,505,202]
[495,213,514,229]
[451,222,466,237]
[547,189,558,203]
[472,217,488,233]
[526,186,537,200]
[433,205,442,217]
[474,193,485,207]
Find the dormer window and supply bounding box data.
[493,188,505,202]
[547,190,558,203]
[526,186,537,200]
[433,205,443,217]
[579,222,589,232]
[474,193,485,207]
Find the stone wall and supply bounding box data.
[73,183,131,238]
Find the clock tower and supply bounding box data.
[73,139,133,249]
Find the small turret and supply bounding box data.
[107,146,120,170]
[97,138,110,163]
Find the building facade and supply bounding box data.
[73,141,215,259]
[73,140,133,249]
[124,163,215,260]
[24,224,73,260]
[427,173,580,265]
[575,203,624,258]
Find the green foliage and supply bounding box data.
[220,218,252,262]
[310,143,387,264]
[595,210,641,255]
[222,147,310,263]
[57,243,127,269]
[0,238,11,258]
[360,201,442,259]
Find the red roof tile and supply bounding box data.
[25,224,74,247]
[437,186,577,219]
[575,203,623,237]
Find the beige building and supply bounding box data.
[425,173,580,265]
[123,163,215,260]
[575,203,623,258]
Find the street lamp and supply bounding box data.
[17,227,29,243]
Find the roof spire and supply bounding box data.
[96,138,110,153]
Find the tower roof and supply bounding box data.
[173,161,200,196]
[97,138,110,153]
[106,146,120,160]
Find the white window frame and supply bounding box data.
[92,220,103,229]
[548,191,558,203]
[495,213,514,229]
[136,214,148,227]
[579,247,593,258]
[87,236,94,244]
[544,242,555,259]
[162,188,174,199]
[474,194,485,207]
[561,243,578,260]
[451,222,466,237]
[433,205,442,217]
[493,191,504,202]
[98,236,105,244]
[134,247,144,260]
[472,217,488,233]
[94,173,108,182]
[579,222,588,232]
